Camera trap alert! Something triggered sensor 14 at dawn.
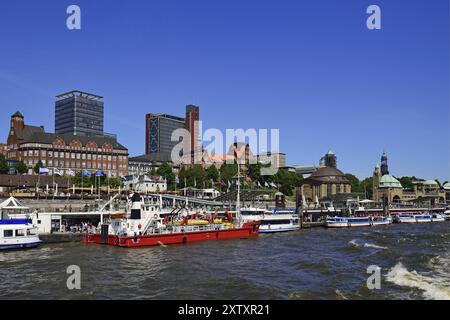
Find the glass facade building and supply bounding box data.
[55,91,104,137]
[145,114,185,159]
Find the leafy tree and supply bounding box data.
[397,176,423,190]
[274,170,302,196]
[219,163,237,185]
[0,155,9,174]
[206,165,219,183]
[15,161,28,175]
[345,173,361,193]
[157,162,175,190]
[360,177,374,199]
[33,160,44,174]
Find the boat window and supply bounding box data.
[3,230,13,237]
[26,229,37,236]
[15,229,26,237]
[261,220,292,225]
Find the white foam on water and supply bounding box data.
[363,243,388,250]
[386,262,450,300]
[335,289,349,300]
[348,239,359,247]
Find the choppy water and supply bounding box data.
[0,222,449,300]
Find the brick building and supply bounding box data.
[6,111,128,176]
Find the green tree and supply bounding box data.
[0,155,9,174]
[360,177,374,199]
[33,160,44,174]
[275,170,302,196]
[157,162,175,190]
[345,173,361,193]
[15,161,28,175]
[219,163,237,186]
[206,165,219,184]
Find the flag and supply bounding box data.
[175,175,179,184]
[257,181,262,188]
[53,168,63,176]
[39,167,50,175]
[228,180,231,188]
[95,170,104,177]
[270,182,277,188]
[67,169,75,177]
[194,178,197,188]
[82,170,91,177]
[264,182,269,188]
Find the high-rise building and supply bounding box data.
[145,114,186,160]
[55,90,104,137]
[185,105,201,165]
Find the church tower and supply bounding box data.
[373,165,381,201]
[381,152,389,176]
[11,111,25,131]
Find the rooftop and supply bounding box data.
[56,90,104,101]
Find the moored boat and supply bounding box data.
[259,209,299,233]
[84,193,260,248]
[0,197,42,250]
[431,213,445,222]
[326,216,392,228]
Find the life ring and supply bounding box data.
[153,214,158,219]
[138,224,142,229]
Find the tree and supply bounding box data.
[345,173,361,193]
[219,163,237,185]
[15,161,28,175]
[360,177,374,199]
[0,155,9,174]
[34,160,44,174]
[206,165,219,184]
[274,170,302,196]
[157,162,175,190]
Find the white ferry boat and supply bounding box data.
[0,197,42,250]
[326,216,392,228]
[431,213,446,222]
[394,213,432,223]
[240,207,299,233]
[259,209,299,233]
[444,210,450,221]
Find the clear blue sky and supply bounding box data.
[0,0,448,181]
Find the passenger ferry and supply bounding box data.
[0,197,42,250]
[431,213,445,222]
[394,213,433,223]
[260,209,299,233]
[326,216,392,228]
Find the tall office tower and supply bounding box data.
[145,113,186,160]
[185,105,201,165]
[55,90,104,137]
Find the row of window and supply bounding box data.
[24,159,128,170]
[3,229,36,237]
[22,150,127,162]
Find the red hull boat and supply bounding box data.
[83,193,260,248]
[84,221,260,248]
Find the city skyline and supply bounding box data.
[0,0,448,181]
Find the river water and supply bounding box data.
[0,222,449,300]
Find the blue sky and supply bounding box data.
[0,0,448,181]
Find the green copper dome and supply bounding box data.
[422,179,439,186]
[379,175,403,189]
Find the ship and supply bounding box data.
[84,193,260,248]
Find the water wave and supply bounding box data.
[386,263,450,300]
[348,239,387,250]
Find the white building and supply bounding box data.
[123,175,167,193]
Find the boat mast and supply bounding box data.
[236,162,241,225]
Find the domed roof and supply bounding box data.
[379,175,402,188]
[422,179,439,186]
[307,166,349,184]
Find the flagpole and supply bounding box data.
[52,169,55,201]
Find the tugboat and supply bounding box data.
[0,197,42,250]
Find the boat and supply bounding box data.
[0,197,42,250]
[326,216,371,228]
[260,209,299,233]
[394,213,432,223]
[84,193,260,248]
[431,213,446,222]
[326,216,392,228]
[444,210,450,221]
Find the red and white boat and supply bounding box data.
[84,193,260,248]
